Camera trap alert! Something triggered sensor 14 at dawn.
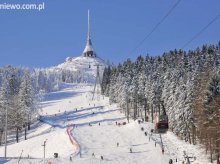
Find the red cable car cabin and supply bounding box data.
[155,114,169,133]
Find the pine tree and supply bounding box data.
[18,70,35,133]
[0,79,10,145]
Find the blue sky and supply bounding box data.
[0,0,220,68]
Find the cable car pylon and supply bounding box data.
[92,64,102,100]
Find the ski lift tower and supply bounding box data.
[92,64,102,100]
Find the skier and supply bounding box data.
[99,122,100,126]
[145,132,147,136]
[162,148,164,154]
[169,159,173,164]
[130,148,132,153]
[69,155,72,161]
[117,142,119,147]
[92,153,95,157]
[116,121,117,125]
[101,156,103,160]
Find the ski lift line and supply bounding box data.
[128,0,182,57]
[182,13,220,49]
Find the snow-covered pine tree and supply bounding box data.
[0,66,38,143]
[18,69,36,137]
[0,78,10,145]
[101,66,111,96]
[101,42,220,162]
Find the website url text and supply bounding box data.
[0,2,45,11]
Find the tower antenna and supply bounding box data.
[88,9,90,41]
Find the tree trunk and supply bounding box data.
[28,122,30,131]
[151,104,154,123]
[126,96,129,123]
[140,107,143,119]
[0,130,2,146]
[158,104,160,117]
[217,153,220,164]
[206,134,208,154]
[210,138,213,163]
[144,99,147,119]
[134,98,137,121]
[16,127,19,143]
[188,130,191,144]
[25,126,27,140]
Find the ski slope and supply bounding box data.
[0,83,210,164]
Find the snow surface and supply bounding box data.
[58,56,106,78]
[0,83,211,164]
[44,56,108,83]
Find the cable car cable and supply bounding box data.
[128,0,182,57]
[182,13,220,49]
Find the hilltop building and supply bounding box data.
[82,10,97,58]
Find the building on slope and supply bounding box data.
[51,10,107,83]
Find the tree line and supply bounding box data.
[0,66,36,144]
[0,63,92,145]
[101,41,220,163]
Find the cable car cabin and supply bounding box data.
[155,114,169,133]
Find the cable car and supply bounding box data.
[155,114,168,132]
[154,102,169,133]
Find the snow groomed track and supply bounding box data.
[0,83,210,164]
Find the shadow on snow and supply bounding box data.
[40,106,125,129]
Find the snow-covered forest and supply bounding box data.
[0,58,102,146]
[101,42,220,162]
[0,67,72,144]
[1,42,220,163]
[31,68,84,93]
[0,66,37,145]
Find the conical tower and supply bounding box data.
[82,10,97,57]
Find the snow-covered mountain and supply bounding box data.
[57,56,107,73]
[47,9,109,83]
[49,56,108,83]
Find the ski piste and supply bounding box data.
[0,83,210,164]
